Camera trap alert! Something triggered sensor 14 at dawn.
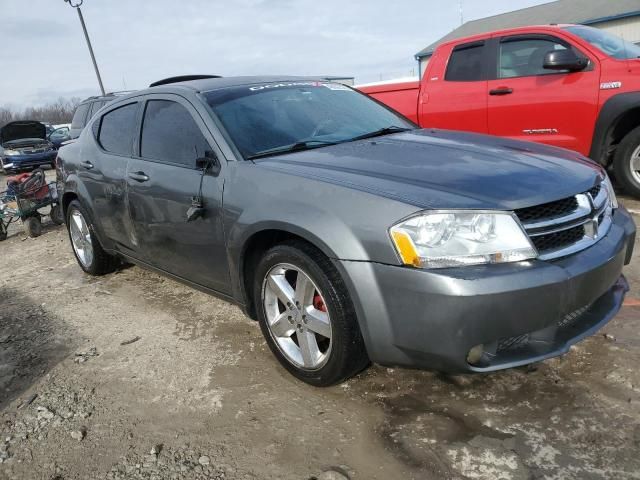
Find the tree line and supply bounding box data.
[0,97,82,128]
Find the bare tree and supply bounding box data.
[0,97,81,128]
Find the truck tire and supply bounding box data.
[66,199,118,275]
[253,240,369,386]
[613,125,640,198]
[24,216,42,238]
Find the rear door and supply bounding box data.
[420,40,489,133]
[486,34,599,155]
[81,101,141,253]
[125,95,230,294]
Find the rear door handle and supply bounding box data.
[128,171,149,182]
[80,161,94,169]
[489,87,514,96]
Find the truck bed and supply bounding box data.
[357,80,420,124]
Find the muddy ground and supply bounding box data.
[1,169,639,480]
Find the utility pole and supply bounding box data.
[459,0,464,26]
[64,0,106,95]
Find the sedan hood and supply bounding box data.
[0,121,46,145]
[254,129,603,210]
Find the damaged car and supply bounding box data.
[56,76,636,386]
[0,120,57,174]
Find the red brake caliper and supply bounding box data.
[313,292,327,312]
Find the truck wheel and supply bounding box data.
[613,125,640,198]
[66,199,118,275]
[24,216,42,238]
[253,241,369,386]
[50,204,64,225]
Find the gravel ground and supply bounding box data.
[0,169,639,479]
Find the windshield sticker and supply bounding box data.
[322,83,352,91]
[249,82,321,91]
[248,82,352,92]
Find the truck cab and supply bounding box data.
[359,25,640,198]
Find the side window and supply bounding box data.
[97,103,138,156]
[445,42,485,82]
[70,103,90,129]
[88,100,104,119]
[140,100,210,167]
[499,38,568,79]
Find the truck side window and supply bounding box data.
[445,43,485,82]
[499,38,568,79]
[140,100,210,168]
[70,103,90,130]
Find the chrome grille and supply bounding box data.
[515,182,612,260]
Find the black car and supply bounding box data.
[56,75,635,386]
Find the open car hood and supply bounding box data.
[0,121,46,144]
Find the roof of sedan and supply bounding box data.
[149,76,324,93]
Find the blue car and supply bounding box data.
[0,121,57,174]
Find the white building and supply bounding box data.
[415,0,640,76]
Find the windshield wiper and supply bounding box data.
[246,140,338,160]
[346,125,412,142]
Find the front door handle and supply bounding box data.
[489,87,514,96]
[80,160,94,169]
[128,171,149,182]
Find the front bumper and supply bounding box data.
[338,207,636,373]
[2,151,57,170]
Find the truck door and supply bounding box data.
[125,96,231,294]
[419,41,489,134]
[487,34,599,155]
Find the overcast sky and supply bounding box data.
[0,0,548,108]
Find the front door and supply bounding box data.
[487,34,600,155]
[125,96,230,294]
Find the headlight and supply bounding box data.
[602,173,618,209]
[389,211,537,269]
[3,149,19,156]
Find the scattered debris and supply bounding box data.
[17,393,38,409]
[150,444,162,455]
[316,468,350,480]
[604,333,616,341]
[198,455,210,466]
[120,336,141,346]
[74,347,98,363]
[70,428,86,441]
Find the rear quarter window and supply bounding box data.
[97,103,139,156]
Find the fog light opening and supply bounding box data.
[467,344,485,365]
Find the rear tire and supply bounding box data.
[23,216,42,238]
[613,125,640,198]
[253,241,369,386]
[66,199,118,275]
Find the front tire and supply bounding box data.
[253,241,369,386]
[613,125,640,198]
[66,200,118,275]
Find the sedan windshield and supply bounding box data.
[204,81,414,159]
[565,25,640,60]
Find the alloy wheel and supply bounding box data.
[262,263,332,370]
[69,209,94,268]
[631,145,640,184]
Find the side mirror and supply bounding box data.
[196,151,221,176]
[543,50,588,72]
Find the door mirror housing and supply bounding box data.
[196,151,221,176]
[543,50,588,72]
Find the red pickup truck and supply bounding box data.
[359,24,640,197]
